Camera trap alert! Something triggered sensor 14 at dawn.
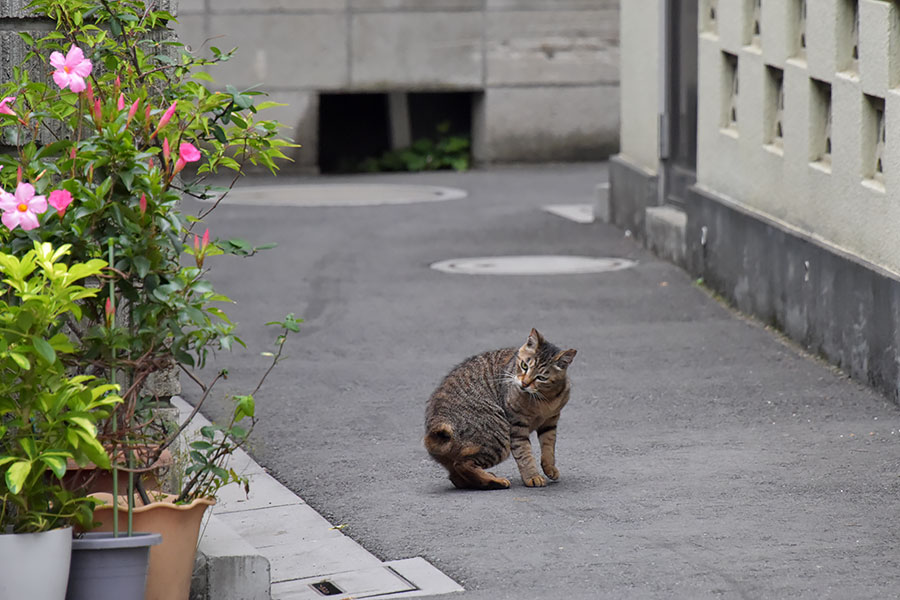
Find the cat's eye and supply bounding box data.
[520,361,529,371]
[536,375,548,382]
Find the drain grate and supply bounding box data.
[310,580,344,596]
[430,255,637,275]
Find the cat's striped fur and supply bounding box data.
[424,329,576,489]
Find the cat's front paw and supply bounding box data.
[523,475,547,487]
[542,464,560,480]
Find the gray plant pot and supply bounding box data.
[66,532,162,600]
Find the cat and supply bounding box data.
[424,328,576,490]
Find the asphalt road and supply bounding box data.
[182,164,900,600]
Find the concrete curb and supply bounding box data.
[171,397,463,600]
[191,514,270,600]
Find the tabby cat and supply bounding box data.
[424,329,577,489]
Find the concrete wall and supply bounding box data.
[175,0,620,170]
[696,0,900,275]
[618,0,660,174]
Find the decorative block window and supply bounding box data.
[839,0,860,73]
[810,79,832,166]
[794,0,807,59]
[765,66,785,150]
[751,0,762,47]
[722,52,739,133]
[702,0,719,35]
[863,94,885,186]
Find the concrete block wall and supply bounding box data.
[696,0,900,275]
[175,0,620,169]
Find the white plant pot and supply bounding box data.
[0,526,72,600]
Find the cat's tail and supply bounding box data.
[424,422,454,457]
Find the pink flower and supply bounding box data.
[0,182,47,231]
[127,98,140,126]
[49,45,92,93]
[152,101,177,138]
[159,101,177,129]
[105,297,115,325]
[0,96,16,116]
[48,189,73,217]
[193,228,210,267]
[117,93,125,111]
[173,142,201,174]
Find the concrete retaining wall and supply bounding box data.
[175,0,620,170]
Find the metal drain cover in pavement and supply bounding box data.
[431,255,637,275]
[201,183,467,207]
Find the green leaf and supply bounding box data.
[212,125,227,144]
[68,416,97,435]
[9,352,30,371]
[32,336,56,365]
[133,256,151,279]
[200,425,217,440]
[234,394,255,420]
[42,455,68,479]
[18,439,36,462]
[75,432,110,469]
[5,460,32,494]
[256,101,288,111]
[190,440,214,450]
[120,169,135,191]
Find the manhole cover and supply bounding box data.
[430,255,637,275]
[199,184,467,207]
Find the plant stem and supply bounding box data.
[108,238,118,538]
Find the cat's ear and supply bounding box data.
[554,349,577,369]
[526,328,543,349]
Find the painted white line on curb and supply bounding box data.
[542,203,595,223]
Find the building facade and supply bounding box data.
[613,0,900,401]
[175,0,621,171]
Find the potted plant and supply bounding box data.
[0,1,297,598]
[0,242,126,600]
[86,314,299,600]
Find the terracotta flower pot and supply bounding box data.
[64,448,174,495]
[88,492,215,600]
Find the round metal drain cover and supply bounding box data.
[200,184,467,207]
[430,255,637,275]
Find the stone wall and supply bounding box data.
[174,0,620,169]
